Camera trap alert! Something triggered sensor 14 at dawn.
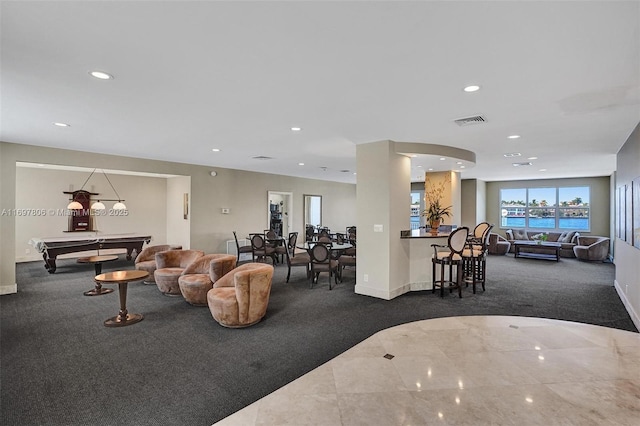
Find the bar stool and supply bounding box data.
[463,224,493,293]
[431,227,469,298]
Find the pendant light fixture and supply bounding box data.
[67,169,127,210]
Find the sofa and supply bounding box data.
[573,236,610,262]
[504,229,580,258]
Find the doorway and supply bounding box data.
[267,191,293,237]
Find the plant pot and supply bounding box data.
[429,219,440,233]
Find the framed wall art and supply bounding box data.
[633,177,640,250]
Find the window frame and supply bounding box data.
[500,186,590,232]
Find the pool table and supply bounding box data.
[29,233,152,273]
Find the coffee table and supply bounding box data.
[513,241,561,261]
[77,255,118,296]
[95,270,149,327]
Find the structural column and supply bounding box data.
[355,140,411,299]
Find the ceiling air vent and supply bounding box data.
[453,115,486,126]
[251,156,273,160]
[512,162,533,167]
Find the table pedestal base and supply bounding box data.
[104,313,144,327]
[83,285,114,296]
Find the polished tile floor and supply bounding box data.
[214,316,640,426]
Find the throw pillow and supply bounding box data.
[512,229,528,240]
[558,231,569,242]
[565,230,577,243]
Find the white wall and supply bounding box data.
[0,142,356,294]
[15,166,168,262]
[614,122,640,330]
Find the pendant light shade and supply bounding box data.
[91,201,106,210]
[67,201,84,210]
[112,202,127,210]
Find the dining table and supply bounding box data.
[297,242,353,251]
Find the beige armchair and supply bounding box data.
[134,244,182,284]
[573,236,610,262]
[154,250,204,295]
[207,263,274,328]
[178,254,237,306]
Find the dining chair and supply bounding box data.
[317,228,331,241]
[305,225,315,242]
[233,231,253,263]
[431,227,469,298]
[250,233,277,264]
[282,238,311,283]
[338,245,356,277]
[309,242,340,289]
[275,232,297,264]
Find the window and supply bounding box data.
[410,191,422,230]
[500,186,590,231]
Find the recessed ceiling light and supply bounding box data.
[528,156,538,160]
[460,166,466,169]
[211,148,220,152]
[417,165,422,168]
[428,168,433,171]
[507,135,521,139]
[512,162,533,167]
[89,71,113,80]
[456,161,463,165]
[503,152,522,158]
[539,168,547,172]
[291,127,301,131]
[463,85,480,92]
[298,162,304,166]
[439,157,446,161]
[53,122,70,127]
[353,172,357,175]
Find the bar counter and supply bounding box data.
[400,229,451,293]
[400,229,451,239]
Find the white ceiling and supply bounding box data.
[2,1,639,184]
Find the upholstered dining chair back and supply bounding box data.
[309,242,340,289]
[449,227,469,254]
[472,222,491,240]
[317,228,331,240]
[250,233,276,264]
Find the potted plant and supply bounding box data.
[422,174,452,233]
[423,200,452,233]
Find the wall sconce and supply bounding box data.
[67,168,127,210]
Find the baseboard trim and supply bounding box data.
[614,279,640,331]
[0,283,18,295]
[355,284,392,300]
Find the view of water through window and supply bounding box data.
[500,186,590,230]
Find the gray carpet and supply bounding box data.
[1,254,636,425]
